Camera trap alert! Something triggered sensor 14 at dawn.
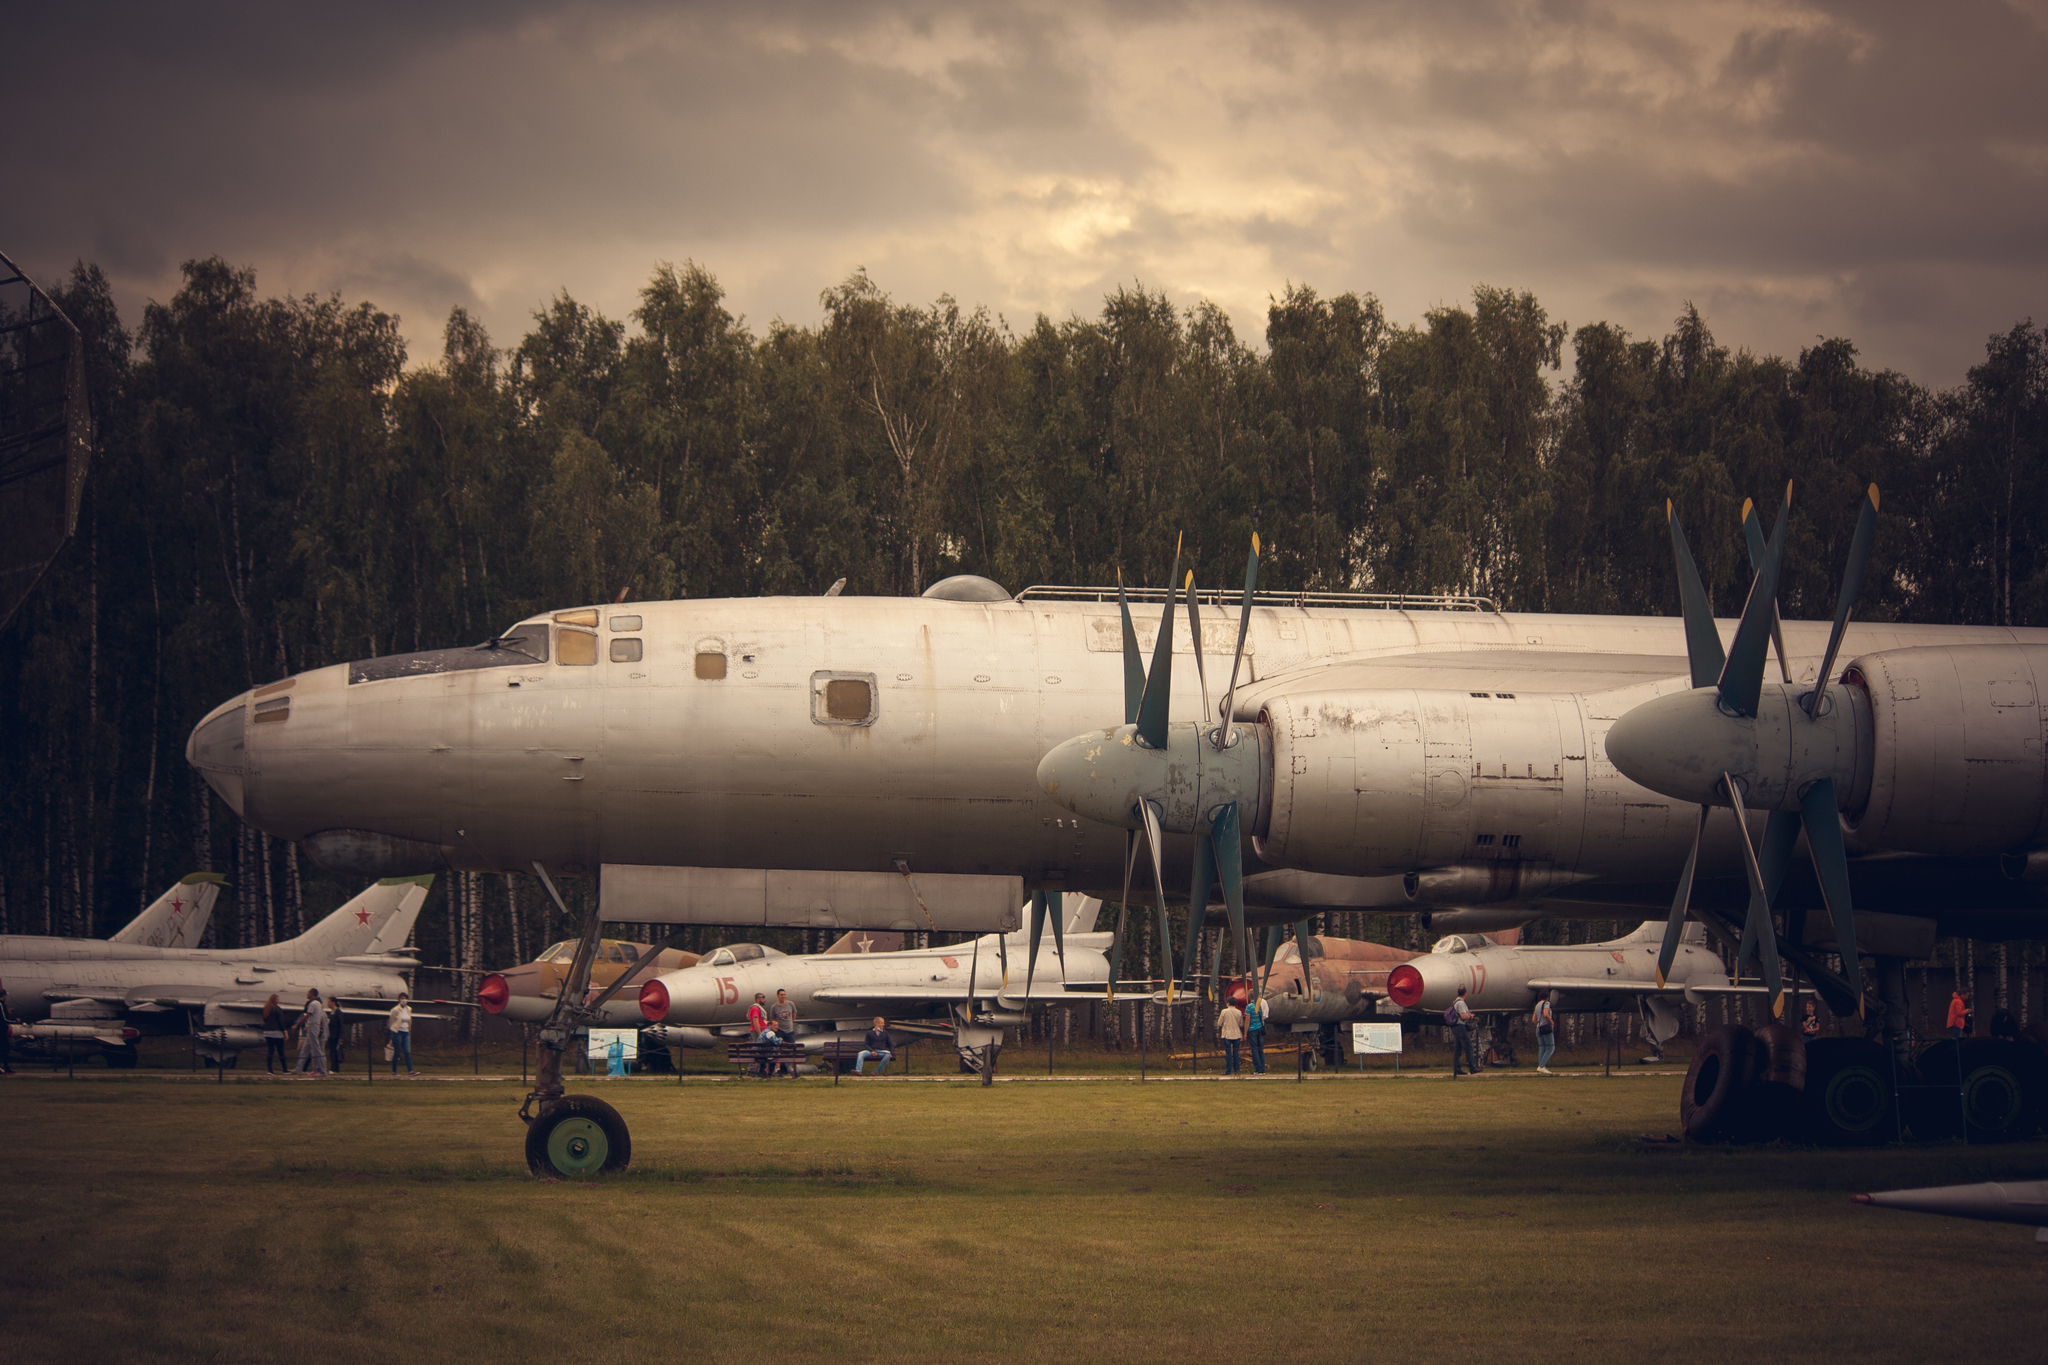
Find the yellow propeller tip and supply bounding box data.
[1665,499,1675,520]
[1184,570,1194,588]
[1867,483,1880,510]
[1251,531,1260,554]
[1782,480,1793,505]
[1741,497,1754,519]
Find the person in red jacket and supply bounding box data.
[746,992,776,1077]
[1946,989,1970,1039]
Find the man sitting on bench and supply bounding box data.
[854,1016,894,1075]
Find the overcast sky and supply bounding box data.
[6,1,2044,388]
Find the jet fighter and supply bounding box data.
[1383,921,1772,1061]
[478,938,702,1026]
[637,897,1108,1070]
[4,875,431,1067]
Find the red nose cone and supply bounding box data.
[1386,963,1424,1009]
[639,979,670,1022]
[478,974,510,1014]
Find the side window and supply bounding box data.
[610,639,642,663]
[610,615,642,631]
[694,635,726,680]
[811,671,878,726]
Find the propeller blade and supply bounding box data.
[1717,483,1791,719]
[1134,536,1183,749]
[1809,484,1880,719]
[1738,810,1802,973]
[997,920,1009,995]
[1216,533,1260,745]
[967,931,980,1007]
[1118,573,1145,726]
[1023,890,1047,1003]
[1140,797,1174,999]
[1800,777,1866,1016]
[1212,801,1248,1001]
[1185,570,1210,736]
[1258,923,1284,1004]
[1293,919,1317,1003]
[1742,498,1792,685]
[1186,826,1217,997]
[1046,888,1066,978]
[1724,773,1787,1018]
[1668,502,1726,688]
[1657,805,1711,986]
[1110,830,1137,1003]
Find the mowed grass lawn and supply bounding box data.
[5,1071,2044,1364]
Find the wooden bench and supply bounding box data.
[724,1040,806,1075]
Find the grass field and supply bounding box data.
[4,1067,2044,1364]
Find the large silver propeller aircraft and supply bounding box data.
[4,875,431,1068]
[187,497,2048,1169]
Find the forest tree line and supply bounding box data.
[2,255,2045,997]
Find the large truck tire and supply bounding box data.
[1908,1039,2043,1143]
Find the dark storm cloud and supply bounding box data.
[1,2,2040,385]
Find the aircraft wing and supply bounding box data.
[811,985,1094,1004]
[1525,977,1684,996]
[1527,977,1813,998]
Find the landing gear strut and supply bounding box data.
[517,864,657,1178]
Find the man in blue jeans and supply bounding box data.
[1245,996,1268,1075]
[1216,999,1245,1076]
[1450,986,1479,1076]
[854,1016,894,1075]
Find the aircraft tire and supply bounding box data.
[525,1095,632,1178]
[1748,1021,1807,1139]
[1681,1025,1765,1142]
[1908,1040,2042,1143]
[1798,1038,1895,1146]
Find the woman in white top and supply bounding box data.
[387,993,416,1075]
[1534,991,1558,1074]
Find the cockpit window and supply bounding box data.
[728,944,765,962]
[537,942,572,963]
[348,624,549,684]
[557,628,597,666]
[705,948,735,967]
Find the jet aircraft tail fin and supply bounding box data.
[1063,895,1103,934]
[270,876,434,961]
[109,873,226,949]
[823,929,905,954]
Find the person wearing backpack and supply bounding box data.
[1447,987,1478,1077]
[1245,995,1269,1075]
[1533,991,1557,1074]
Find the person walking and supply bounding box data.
[854,1017,894,1075]
[1800,999,1822,1042]
[387,993,415,1075]
[1216,998,1246,1076]
[1244,994,1269,1075]
[770,988,799,1077]
[1449,987,1479,1077]
[294,989,328,1076]
[746,991,776,1078]
[1533,990,1557,1074]
[1947,989,1969,1040]
[324,995,348,1072]
[261,994,289,1073]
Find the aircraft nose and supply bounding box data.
[186,692,252,818]
[640,970,719,1024]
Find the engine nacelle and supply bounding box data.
[1844,645,2048,856]
[1252,687,1674,881]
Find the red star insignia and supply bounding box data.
[355,910,373,925]
[171,899,185,915]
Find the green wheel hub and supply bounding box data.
[545,1116,610,1175]
[1821,1064,1887,1136]
[1962,1065,2024,1134]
